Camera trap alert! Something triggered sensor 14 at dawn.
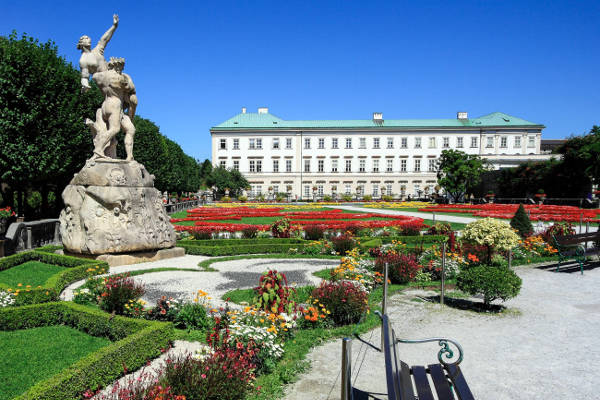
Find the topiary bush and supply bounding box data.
[510,204,533,238]
[362,195,372,201]
[374,253,422,284]
[457,265,522,306]
[311,281,368,325]
[461,218,520,263]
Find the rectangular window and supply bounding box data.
[331,159,338,172]
[373,186,379,197]
[233,160,239,171]
[373,138,380,149]
[401,137,407,149]
[528,137,535,148]
[317,185,324,197]
[443,137,449,148]
[400,159,407,172]
[414,159,421,172]
[249,160,256,172]
[373,159,379,172]
[249,139,256,149]
[304,138,311,149]
[387,137,394,149]
[428,159,436,172]
[345,159,352,173]
[304,159,310,172]
[304,185,310,198]
[233,138,239,150]
[272,138,279,149]
[219,139,226,150]
[332,138,338,149]
[256,160,262,172]
[359,137,366,149]
[514,136,521,148]
[273,160,279,172]
[386,159,393,172]
[256,139,262,149]
[486,137,494,148]
[345,138,352,149]
[345,184,351,195]
[457,137,464,148]
[359,159,366,172]
[286,159,292,172]
[415,137,422,149]
[500,137,507,148]
[429,137,436,148]
[273,185,279,194]
[219,160,226,168]
[386,184,392,196]
[318,138,325,149]
[286,138,293,149]
[471,137,478,148]
[318,159,324,172]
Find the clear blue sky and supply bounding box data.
[3,0,599,160]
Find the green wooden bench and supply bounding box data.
[552,232,600,274]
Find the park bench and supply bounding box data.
[552,232,600,274]
[341,311,474,400]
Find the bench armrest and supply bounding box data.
[396,337,464,366]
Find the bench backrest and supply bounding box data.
[553,232,600,246]
[382,313,402,400]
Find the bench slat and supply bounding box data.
[412,365,435,400]
[446,364,475,400]
[428,364,455,400]
[399,361,415,399]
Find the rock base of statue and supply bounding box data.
[58,247,185,267]
[59,158,176,254]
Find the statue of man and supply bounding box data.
[77,14,119,91]
[90,57,137,161]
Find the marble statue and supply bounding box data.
[60,15,176,255]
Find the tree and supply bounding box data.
[206,167,249,196]
[436,150,488,202]
[199,159,213,186]
[510,204,533,238]
[0,32,102,217]
[557,126,600,186]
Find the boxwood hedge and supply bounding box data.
[0,302,173,400]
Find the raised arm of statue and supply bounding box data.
[96,14,119,56]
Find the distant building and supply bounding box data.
[211,108,553,199]
[541,139,567,154]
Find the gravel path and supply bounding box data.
[284,262,600,400]
[331,204,478,224]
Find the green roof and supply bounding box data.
[212,111,543,130]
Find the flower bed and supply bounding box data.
[417,204,600,223]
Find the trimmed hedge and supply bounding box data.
[0,251,108,306]
[178,238,305,246]
[0,302,173,400]
[179,242,306,256]
[356,235,447,244]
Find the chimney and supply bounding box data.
[457,111,468,120]
[258,107,269,114]
[241,107,247,114]
[373,112,383,122]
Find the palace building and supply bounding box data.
[210,108,551,199]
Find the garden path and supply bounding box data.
[283,261,600,400]
[61,256,338,307]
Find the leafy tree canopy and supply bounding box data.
[436,150,489,201]
[206,167,249,196]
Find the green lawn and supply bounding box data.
[0,261,66,287]
[0,325,111,399]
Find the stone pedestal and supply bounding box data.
[59,159,176,254]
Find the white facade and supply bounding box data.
[211,109,550,199]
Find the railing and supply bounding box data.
[164,199,202,214]
[2,219,61,256]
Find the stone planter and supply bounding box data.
[0,218,6,237]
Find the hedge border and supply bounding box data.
[178,238,305,246]
[0,251,108,306]
[0,302,173,400]
[179,242,306,256]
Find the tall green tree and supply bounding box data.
[436,150,488,201]
[557,126,600,186]
[206,167,249,196]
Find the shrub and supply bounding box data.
[221,195,231,202]
[510,204,533,238]
[238,195,248,203]
[304,225,325,240]
[341,194,353,202]
[175,303,212,331]
[323,195,332,202]
[398,224,422,236]
[146,296,179,322]
[98,274,145,315]
[331,234,356,255]
[541,222,575,244]
[382,195,393,201]
[427,222,452,235]
[253,270,296,315]
[311,281,369,325]
[362,195,372,201]
[457,265,522,306]
[241,226,258,239]
[375,253,422,284]
[271,218,292,238]
[191,230,212,240]
[461,218,520,263]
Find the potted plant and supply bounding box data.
[534,189,546,198]
[0,206,15,236]
[485,190,495,202]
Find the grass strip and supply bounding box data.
[197,254,340,271]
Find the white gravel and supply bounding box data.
[284,262,600,400]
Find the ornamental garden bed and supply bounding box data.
[0,251,108,306]
[0,302,172,400]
